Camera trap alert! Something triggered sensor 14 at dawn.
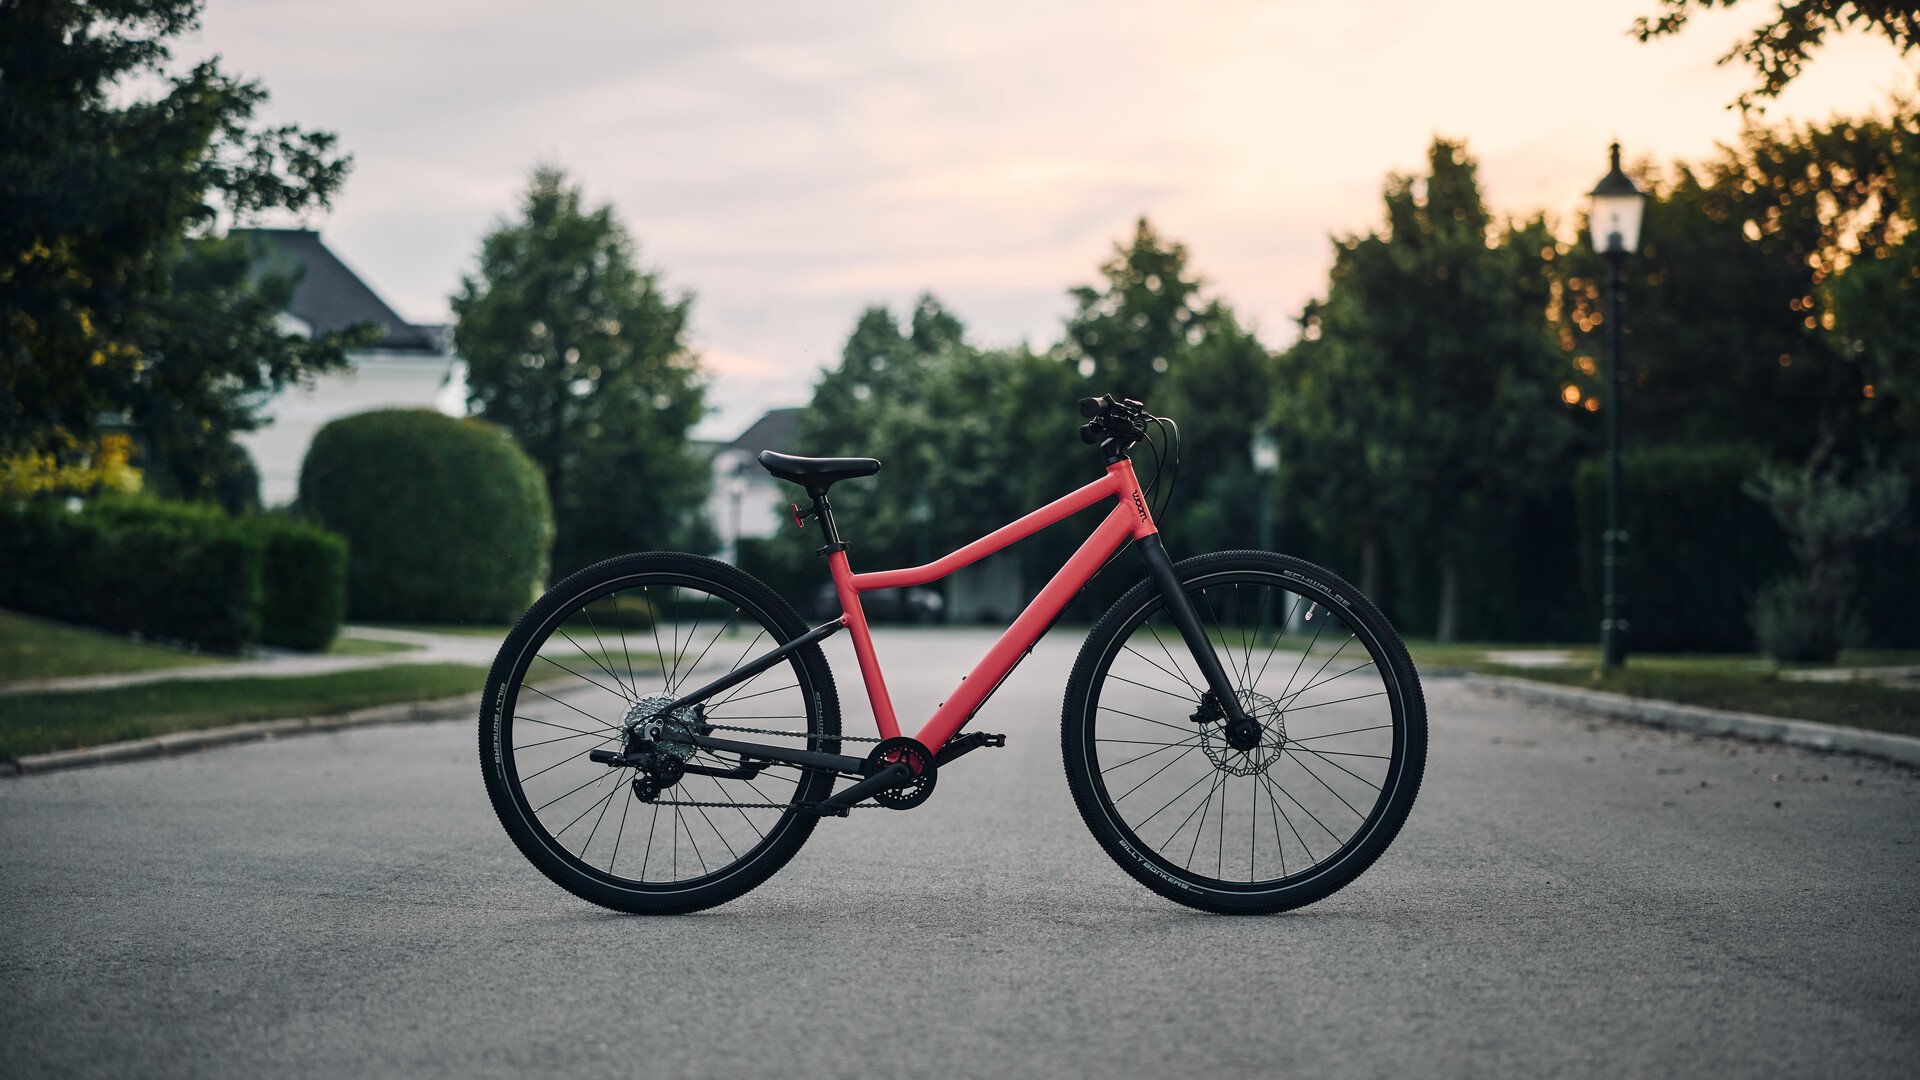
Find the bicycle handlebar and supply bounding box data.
[1077,394,1150,447]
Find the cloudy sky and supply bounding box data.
[184,0,1918,438]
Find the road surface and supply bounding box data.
[2,627,1915,1078]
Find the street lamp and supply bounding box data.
[1251,431,1280,639]
[1588,142,1647,669]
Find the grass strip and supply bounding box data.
[366,623,515,638]
[0,608,225,682]
[0,663,488,760]
[325,636,421,657]
[1484,665,1920,740]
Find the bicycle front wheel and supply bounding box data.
[1062,550,1426,914]
[480,552,841,914]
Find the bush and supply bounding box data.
[1751,575,1862,663]
[299,410,552,623]
[256,516,349,651]
[0,497,262,652]
[1575,445,1794,653]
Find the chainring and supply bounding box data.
[865,737,936,810]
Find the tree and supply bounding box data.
[1634,0,1920,110]
[452,167,710,573]
[1278,140,1574,639]
[1555,106,1918,466]
[1,0,358,477]
[797,296,963,568]
[1156,304,1277,552]
[1061,218,1209,401]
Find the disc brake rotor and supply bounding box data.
[1200,689,1286,776]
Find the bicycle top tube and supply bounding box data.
[824,457,1156,750]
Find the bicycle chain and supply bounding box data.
[639,719,885,812]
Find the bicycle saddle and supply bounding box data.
[757,450,881,496]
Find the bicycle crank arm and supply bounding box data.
[818,762,911,810]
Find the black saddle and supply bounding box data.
[757,450,881,496]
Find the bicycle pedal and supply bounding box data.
[932,731,1007,766]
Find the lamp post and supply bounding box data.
[1588,142,1647,670]
[1251,431,1280,640]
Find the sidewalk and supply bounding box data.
[0,626,503,696]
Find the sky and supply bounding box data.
[182,0,1920,439]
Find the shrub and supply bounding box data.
[1751,575,1863,663]
[0,497,262,652]
[256,516,349,651]
[299,410,552,623]
[1575,444,1794,653]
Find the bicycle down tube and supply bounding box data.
[825,456,1249,755]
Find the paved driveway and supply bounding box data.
[2,627,1915,1078]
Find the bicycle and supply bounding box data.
[480,394,1426,915]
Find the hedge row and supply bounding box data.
[0,497,348,653]
[1574,444,1794,653]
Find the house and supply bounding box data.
[707,407,803,562]
[232,229,465,505]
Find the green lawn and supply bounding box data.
[325,635,420,657]
[0,663,488,760]
[1493,664,1920,740]
[368,623,514,638]
[1227,631,1919,739]
[1406,640,1920,741]
[0,609,226,682]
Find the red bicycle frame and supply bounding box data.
[826,458,1159,755]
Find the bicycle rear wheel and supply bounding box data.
[480,552,841,914]
[1062,550,1425,914]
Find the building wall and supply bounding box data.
[708,446,790,561]
[238,352,465,506]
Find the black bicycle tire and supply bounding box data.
[479,551,841,915]
[1061,549,1426,915]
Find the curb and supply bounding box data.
[1459,674,1920,769]
[2,692,482,777]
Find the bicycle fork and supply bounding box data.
[1135,535,1262,750]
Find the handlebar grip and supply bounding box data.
[1077,397,1102,419]
[1079,422,1102,444]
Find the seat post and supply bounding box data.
[809,491,849,556]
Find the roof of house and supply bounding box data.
[234,228,441,352]
[727,407,803,454]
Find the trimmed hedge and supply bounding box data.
[0,497,350,654]
[1,498,263,652]
[299,410,552,623]
[1575,445,1793,653]
[256,516,349,651]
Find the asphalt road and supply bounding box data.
[3,626,1916,1079]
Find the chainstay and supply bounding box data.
[640,797,884,811]
[645,720,882,810]
[698,720,880,744]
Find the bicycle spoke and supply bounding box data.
[535,651,632,703]
[558,623,634,701]
[1142,621,1202,696]
[1115,744,1202,802]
